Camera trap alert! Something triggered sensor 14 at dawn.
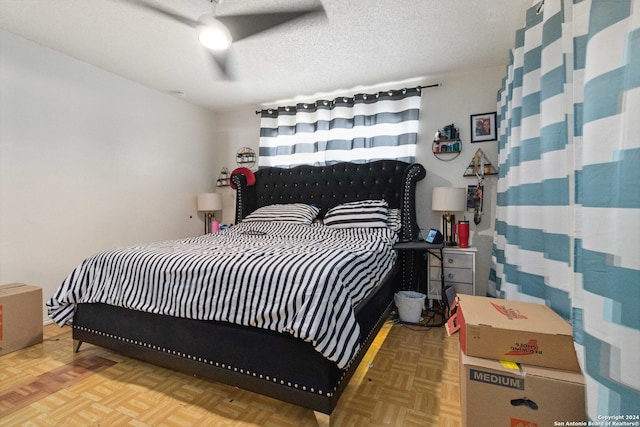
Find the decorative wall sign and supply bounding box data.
[467,184,484,225]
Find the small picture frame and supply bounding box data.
[470,112,497,143]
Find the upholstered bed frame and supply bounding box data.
[72,160,426,424]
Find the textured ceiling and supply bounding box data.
[0,0,532,112]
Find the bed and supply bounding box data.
[47,160,426,425]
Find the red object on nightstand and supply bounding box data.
[455,220,470,248]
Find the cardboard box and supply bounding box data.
[446,295,580,372]
[460,350,586,427]
[0,283,43,356]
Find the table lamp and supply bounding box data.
[197,193,222,234]
[432,187,466,246]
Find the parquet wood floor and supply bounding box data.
[0,318,461,426]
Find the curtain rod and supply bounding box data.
[255,83,441,114]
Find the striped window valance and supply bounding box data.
[258,87,422,168]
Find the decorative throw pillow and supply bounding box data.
[243,203,319,224]
[323,200,389,228]
[387,208,402,232]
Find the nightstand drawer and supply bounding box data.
[428,281,473,297]
[430,266,473,284]
[427,247,476,300]
[448,282,473,295]
[430,252,473,269]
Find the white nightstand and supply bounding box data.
[428,246,477,300]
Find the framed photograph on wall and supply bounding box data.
[470,112,497,143]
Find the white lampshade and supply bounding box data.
[432,187,466,212]
[197,193,222,212]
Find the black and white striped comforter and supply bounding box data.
[47,222,398,369]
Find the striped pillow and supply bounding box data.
[324,200,389,229]
[243,203,319,224]
[387,208,402,232]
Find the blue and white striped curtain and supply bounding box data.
[491,0,639,419]
[258,87,421,168]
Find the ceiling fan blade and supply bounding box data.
[216,5,326,43]
[209,50,232,80]
[128,0,199,28]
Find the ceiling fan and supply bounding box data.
[130,0,326,79]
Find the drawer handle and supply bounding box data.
[448,273,454,279]
[447,258,454,264]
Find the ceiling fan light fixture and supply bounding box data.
[196,14,232,51]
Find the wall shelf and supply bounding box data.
[216,167,230,187]
[236,147,256,169]
[463,148,498,176]
[432,138,462,161]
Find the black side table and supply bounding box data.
[394,240,447,324]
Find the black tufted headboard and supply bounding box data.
[232,160,426,242]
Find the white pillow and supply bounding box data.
[323,200,389,228]
[243,203,319,224]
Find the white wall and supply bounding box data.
[213,109,261,225]
[216,67,504,296]
[0,31,221,321]
[414,68,502,297]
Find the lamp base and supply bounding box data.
[442,213,457,246]
[204,212,213,234]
